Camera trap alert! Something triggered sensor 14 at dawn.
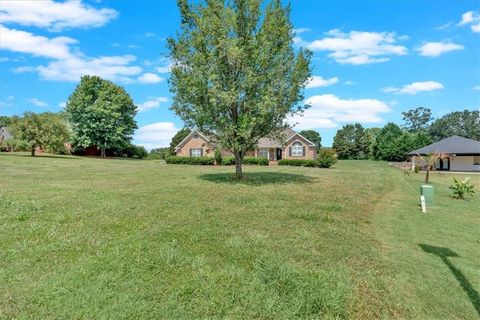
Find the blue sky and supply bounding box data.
[0,0,479,148]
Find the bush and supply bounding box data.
[222,157,235,165]
[414,164,420,173]
[449,177,476,199]
[121,144,148,159]
[317,149,337,168]
[243,157,269,166]
[165,156,215,165]
[214,148,223,165]
[278,159,319,167]
[148,147,170,160]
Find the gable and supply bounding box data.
[174,130,211,151]
[284,132,316,147]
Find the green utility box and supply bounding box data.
[420,185,434,207]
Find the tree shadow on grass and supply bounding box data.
[419,244,480,316]
[198,171,314,186]
[0,153,81,160]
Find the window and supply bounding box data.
[190,148,202,157]
[474,156,480,165]
[193,133,199,139]
[258,148,269,158]
[291,141,304,157]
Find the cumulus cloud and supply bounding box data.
[59,101,66,109]
[383,81,444,95]
[306,76,339,89]
[0,0,117,31]
[417,41,464,57]
[28,98,48,107]
[304,29,407,65]
[137,97,169,112]
[137,73,163,84]
[473,85,480,91]
[458,11,480,32]
[134,122,179,149]
[289,94,390,129]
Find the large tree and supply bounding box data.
[401,107,433,132]
[65,76,138,157]
[168,0,312,178]
[332,123,370,159]
[169,127,191,155]
[299,130,321,148]
[0,116,12,127]
[428,110,480,142]
[11,112,69,156]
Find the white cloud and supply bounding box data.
[0,25,76,60]
[306,76,339,89]
[304,29,407,65]
[343,80,356,85]
[473,85,480,91]
[0,0,117,31]
[383,81,444,95]
[137,72,163,84]
[134,122,179,149]
[417,41,464,57]
[137,97,168,112]
[156,64,172,74]
[293,28,311,34]
[59,101,66,109]
[289,94,390,129]
[458,11,480,33]
[28,98,48,107]
[144,32,156,38]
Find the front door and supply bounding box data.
[276,148,282,161]
[435,159,450,171]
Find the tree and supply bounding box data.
[169,127,191,155]
[428,110,480,142]
[11,112,69,156]
[299,130,321,148]
[332,123,369,159]
[365,127,381,158]
[0,116,12,127]
[168,0,312,178]
[401,107,433,132]
[65,76,137,158]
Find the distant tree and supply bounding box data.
[11,112,69,156]
[169,127,191,155]
[333,123,369,159]
[168,0,312,178]
[401,107,433,132]
[365,127,381,158]
[0,116,12,127]
[65,75,137,158]
[428,110,480,141]
[150,147,170,160]
[299,130,322,148]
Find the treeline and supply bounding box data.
[333,108,479,161]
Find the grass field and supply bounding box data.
[1,153,479,319]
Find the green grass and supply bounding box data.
[0,153,479,319]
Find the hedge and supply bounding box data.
[221,156,269,166]
[165,156,215,165]
[222,157,235,165]
[278,159,319,167]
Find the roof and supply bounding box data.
[0,126,12,140]
[409,135,480,155]
[174,129,210,151]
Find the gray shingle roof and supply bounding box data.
[0,126,12,140]
[409,135,480,155]
[256,128,297,148]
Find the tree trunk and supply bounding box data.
[100,147,106,158]
[234,151,244,179]
[31,147,35,157]
[425,167,430,184]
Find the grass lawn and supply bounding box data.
[1,153,479,319]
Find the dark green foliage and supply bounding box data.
[122,144,148,159]
[0,115,12,127]
[333,123,370,159]
[222,157,236,165]
[318,149,337,168]
[242,157,269,166]
[278,159,319,167]
[65,75,137,158]
[402,107,433,132]
[214,148,223,165]
[449,177,476,199]
[148,147,170,160]
[168,0,312,178]
[299,130,321,148]
[428,110,480,141]
[165,156,215,165]
[169,128,190,155]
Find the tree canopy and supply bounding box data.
[168,0,312,178]
[65,76,137,157]
[332,123,370,159]
[401,107,433,132]
[0,116,12,127]
[169,127,191,155]
[428,110,480,142]
[299,130,321,148]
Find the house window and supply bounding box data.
[258,148,269,158]
[190,148,203,157]
[474,156,480,165]
[193,133,199,139]
[291,141,304,157]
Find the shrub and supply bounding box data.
[165,156,215,165]
[243,157,269,166]
[148,147,170,160]
[278,159,319,167]
[222,157,235,165]
[414,164,420,173]
[449,177,476,199]
[214,148,223,165]
[317,149,337,168]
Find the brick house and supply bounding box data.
[175,128,317,161]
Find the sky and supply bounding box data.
[0,0,479,149]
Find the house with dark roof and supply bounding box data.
[409,135,480,172]
[0,126,13,151]
[175,128,317,161]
